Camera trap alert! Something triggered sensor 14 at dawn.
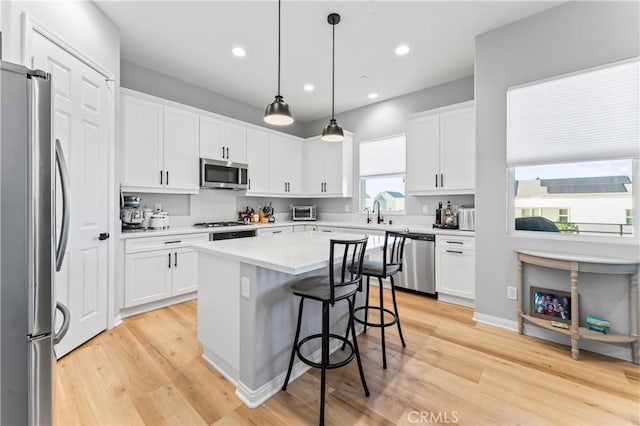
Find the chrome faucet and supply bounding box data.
[364,207,372,224]
[373,200,384,224]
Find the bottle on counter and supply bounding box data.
[435,201,443,225]
[444,201,453,226]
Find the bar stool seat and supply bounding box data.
[282,236,370,426]
[360,260,400,277]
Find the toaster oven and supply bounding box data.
[292,206,317,221]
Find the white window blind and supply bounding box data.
[507,59,640,167]
[359,135,406,176]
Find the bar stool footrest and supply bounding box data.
[296,333,355,369]
[353,305,398,328]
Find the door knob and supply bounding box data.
[98,232,110,241]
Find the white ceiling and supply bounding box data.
[97,1,561,123]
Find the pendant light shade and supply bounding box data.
[264,0,293,126]
[321,13,344,142]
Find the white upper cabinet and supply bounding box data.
[121,94,164,189]
[406,101,475,195]
[121,90,199,194]
[246,129,270,194]
[269,134,302,195]
[200,115,247,163]
[303,135,353,197]
[163,106,199,191]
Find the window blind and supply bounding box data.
[507,59,639,167]
[359,135,406,176]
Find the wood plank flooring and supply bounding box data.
[54,290,640,425]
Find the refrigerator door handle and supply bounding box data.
[55,139,70,272]
[53,301,70,345]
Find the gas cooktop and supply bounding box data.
[193,221,246,228]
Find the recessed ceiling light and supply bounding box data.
[368,93,379,99]
[232,47,246,57]
[360,75,368,80]
[395,44,410,56]
[303,84,314,92]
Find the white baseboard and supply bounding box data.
[438,293,475,308]
[119,292,197,319]
[235,334,354,408]
[201,348,239,386]
[472,312,518,332]
[111,315,123,329]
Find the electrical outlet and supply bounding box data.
[154,203,162,211]
[422,205,429,214]
[241,277,250,298]
[507,286,517,300]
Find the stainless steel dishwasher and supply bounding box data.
[395,232,436,297]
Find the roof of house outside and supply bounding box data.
[540,176,631,194]
[385,191,405,198]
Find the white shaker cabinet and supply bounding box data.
[121,89,199,194]
[121,94,164,190]
[269,134,302,195]
[303,135,353,197]
[246,129,270,194]
[406,101,475,195]
[200,115,247,163]
[163,106,199,191]
[171,247,199,295]
[125,250,172,307]
[435,235,475,303]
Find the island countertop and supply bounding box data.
[191,231,385,275]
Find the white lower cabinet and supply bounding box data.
[435,235,475,301]
[124,233,208,308]
[257,226,294,236]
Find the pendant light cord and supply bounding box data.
[277,0,281,97]
[331,22,335,120]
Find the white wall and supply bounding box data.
[475,1,639,359]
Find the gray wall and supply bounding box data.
[303,76,475,215]
[475,1,639,358]
[121,61,305,137]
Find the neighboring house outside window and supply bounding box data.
[359,135,406,213]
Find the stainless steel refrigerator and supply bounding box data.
[1,60,71,425]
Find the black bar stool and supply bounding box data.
[282,236,370,426]
[351,230,407,369]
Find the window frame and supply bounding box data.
[358,133,407,215]
[506,159,639,244]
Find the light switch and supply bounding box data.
[422,205,429,214]
[241,277,250,298]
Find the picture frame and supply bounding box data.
[530,286,572,324]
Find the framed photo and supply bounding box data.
[530,286,572,324]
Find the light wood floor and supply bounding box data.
[55,290,640,425]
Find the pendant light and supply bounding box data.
[264,0,293,126]
[321,13,344,142]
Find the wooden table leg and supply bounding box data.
[570,268,579,361]
[630,271,639,365]
[517,258,523,334]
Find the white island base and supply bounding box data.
[193,232,379,408]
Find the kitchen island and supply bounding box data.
[191,231,384,408]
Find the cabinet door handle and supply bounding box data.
[248,178,251,190]
[160,170,163,185]
[166,171,169,185]
[273,230,282,234]
[284,182,287,192]
[446,240,464,244]
[441,173,444,187]
[226,147,229,159]
[446,250,463,254]
[435,174,438,188]
[222,146,226,159]
[175,252,178,267]
[164,240,182,244]
[168,253,172,268]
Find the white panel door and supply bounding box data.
[246,129,269,193]
[323,139,344,196]
[163,106,199,192]
[406,114,440,193]
[171,248,198,295]
[285,137,303,195]
[224,123,247,163]
[268,135,290,194]
[303,138,325,195]
[32,32,109,357]
[435,248,475,299]
[121,94,163,189]
[125,251,172,307]
[199,115,225,160]
[440,107,475,191]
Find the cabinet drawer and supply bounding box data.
[436,235,475,250]
[125,233,209,254]
[257,226,294,236]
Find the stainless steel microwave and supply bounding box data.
[292,206,317,221]
[200,158,248,190]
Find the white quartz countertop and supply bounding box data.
[191,231,386,275]
[120,220,474,239]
